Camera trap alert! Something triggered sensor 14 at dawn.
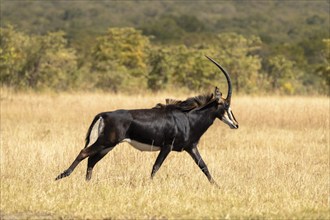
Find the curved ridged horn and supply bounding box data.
[205,55,232,105]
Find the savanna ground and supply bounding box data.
[0,89,329,219]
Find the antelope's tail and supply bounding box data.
[84,114,104,148]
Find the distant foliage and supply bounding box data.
[0,26,77,91]
[266,55,299,94]
[148,47,174,91]
[90,28,150,92]
[0,25,328,95]
[0,26,30,88]
[315,39,330,94]
[213,33,262,94]
[1,1,328,94]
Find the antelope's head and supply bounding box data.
[206,56,239,129]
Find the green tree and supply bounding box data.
[147,47,173,91]
[266,55,299,94]
[172,46,217,91]
[148,42,259,93]
[34,31,78,90]
[0,27,78,90]
[315,39,330,94]
[213,33,262,94]
[91,27,150,92]
[0,26,31,88]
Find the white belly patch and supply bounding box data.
[122,139,161,152]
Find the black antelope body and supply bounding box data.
[55,56,239,185]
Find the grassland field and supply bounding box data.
[0,89,329,219]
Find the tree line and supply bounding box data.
[1,26,329,94]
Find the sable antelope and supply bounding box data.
[55,56,239,185]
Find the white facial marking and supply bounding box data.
[222,108,238,129]
[122,139,161,152]
[227,107,234,121]
[222,111,233,124]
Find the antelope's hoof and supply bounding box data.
[86,169,93,181]
[55,169,71,181]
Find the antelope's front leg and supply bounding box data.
[150,146,172,179]
[186,146,219,187]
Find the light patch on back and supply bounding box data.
[122,139,161,152]
[87,117,104,147]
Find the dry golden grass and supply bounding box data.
[0,90,329,219]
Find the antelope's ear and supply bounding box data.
[214,87,222,101]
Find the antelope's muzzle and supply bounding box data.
[222,107,239,129]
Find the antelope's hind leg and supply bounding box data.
[55,142,105,181]
[86,146,114,181]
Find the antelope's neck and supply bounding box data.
[188,107,217,139]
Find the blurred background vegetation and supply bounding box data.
[1,0,329,95]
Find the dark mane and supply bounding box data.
[154,93,214,112]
